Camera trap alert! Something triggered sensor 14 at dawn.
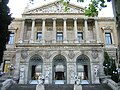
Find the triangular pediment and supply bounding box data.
[23,0,84,14]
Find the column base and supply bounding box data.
[63,40,68,43]
[74,40,79,43]
[42,39,45,43]
[30,39,34,43]
[52,39,56,43]
[18,39,23,43]
[19,79,25,84]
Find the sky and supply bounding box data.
[8,0,114,18]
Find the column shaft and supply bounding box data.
[42,19,45,43]
[74,18,78,43]
[84,19,88,43]
[63,18,67,43]
[95,19,100,43]
[52,18,56,43]
[30,19,35,43]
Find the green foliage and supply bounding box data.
[0,0,12,64]
[60,0,70,12]
[84,1,98,17]
[103,51,119,83]
[29,0,111,17]
[60,0,111,17]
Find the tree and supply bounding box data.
[61,0,111,17]
[103,51,119,83]
[0,0,12,65]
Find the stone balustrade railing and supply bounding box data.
[1,79,15,90]
[106,79,119,90]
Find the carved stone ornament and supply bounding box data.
[44,51,51,59]
[68,50,75,59]
[21,50,28,59]
[101,26,113,30]
[91,50,98,59]
[24,1,84,14]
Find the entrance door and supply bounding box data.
[55,72,65,80]
[52,55,67,84]
[31,65,36,80]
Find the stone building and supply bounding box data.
[3,1,118,84]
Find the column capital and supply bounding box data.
[63,18,67,20]
[94,17,99,21]
[84,17,88,21]
[42,18,46,20]
[73,18,77,20]
[31,18,35,21]
[52,18,56,20]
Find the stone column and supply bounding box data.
[42,18,45,43]
[74,18,78,43]
[30,19,35,43]
[84,18,88,43]
[95,18,100,43]
[52,18,56,43]
[19,20,25,43]
[63,18,67,43]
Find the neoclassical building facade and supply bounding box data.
[3,1,118,84]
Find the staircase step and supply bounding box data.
[6,84,36,90]
[45,84,74,90]
[82,84,113,90]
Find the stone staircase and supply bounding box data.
[82,84,113,90]
[6,84,36,90]
[44,84,74,90]
[0,79,5,89]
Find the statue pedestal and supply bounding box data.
[45,78,49,84]
[70,79,75,84]
[36,85,44,90]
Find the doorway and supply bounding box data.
[76,54,91,84]
[52,55,67,84]
[55,72,65,80]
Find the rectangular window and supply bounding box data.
[36,32,42,40]
[105,32,112,44]
[8,33,14,44]
[77,32,83,42]
[56,32,63,41]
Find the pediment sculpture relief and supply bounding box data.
[24,1,84,14]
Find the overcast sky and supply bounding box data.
[8,0,114,18]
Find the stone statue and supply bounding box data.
[20,67,25,79]
[94,66,98,77]
[37,73,42,85]
[94,65,100,83]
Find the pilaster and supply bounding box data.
[19,20,25,43]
